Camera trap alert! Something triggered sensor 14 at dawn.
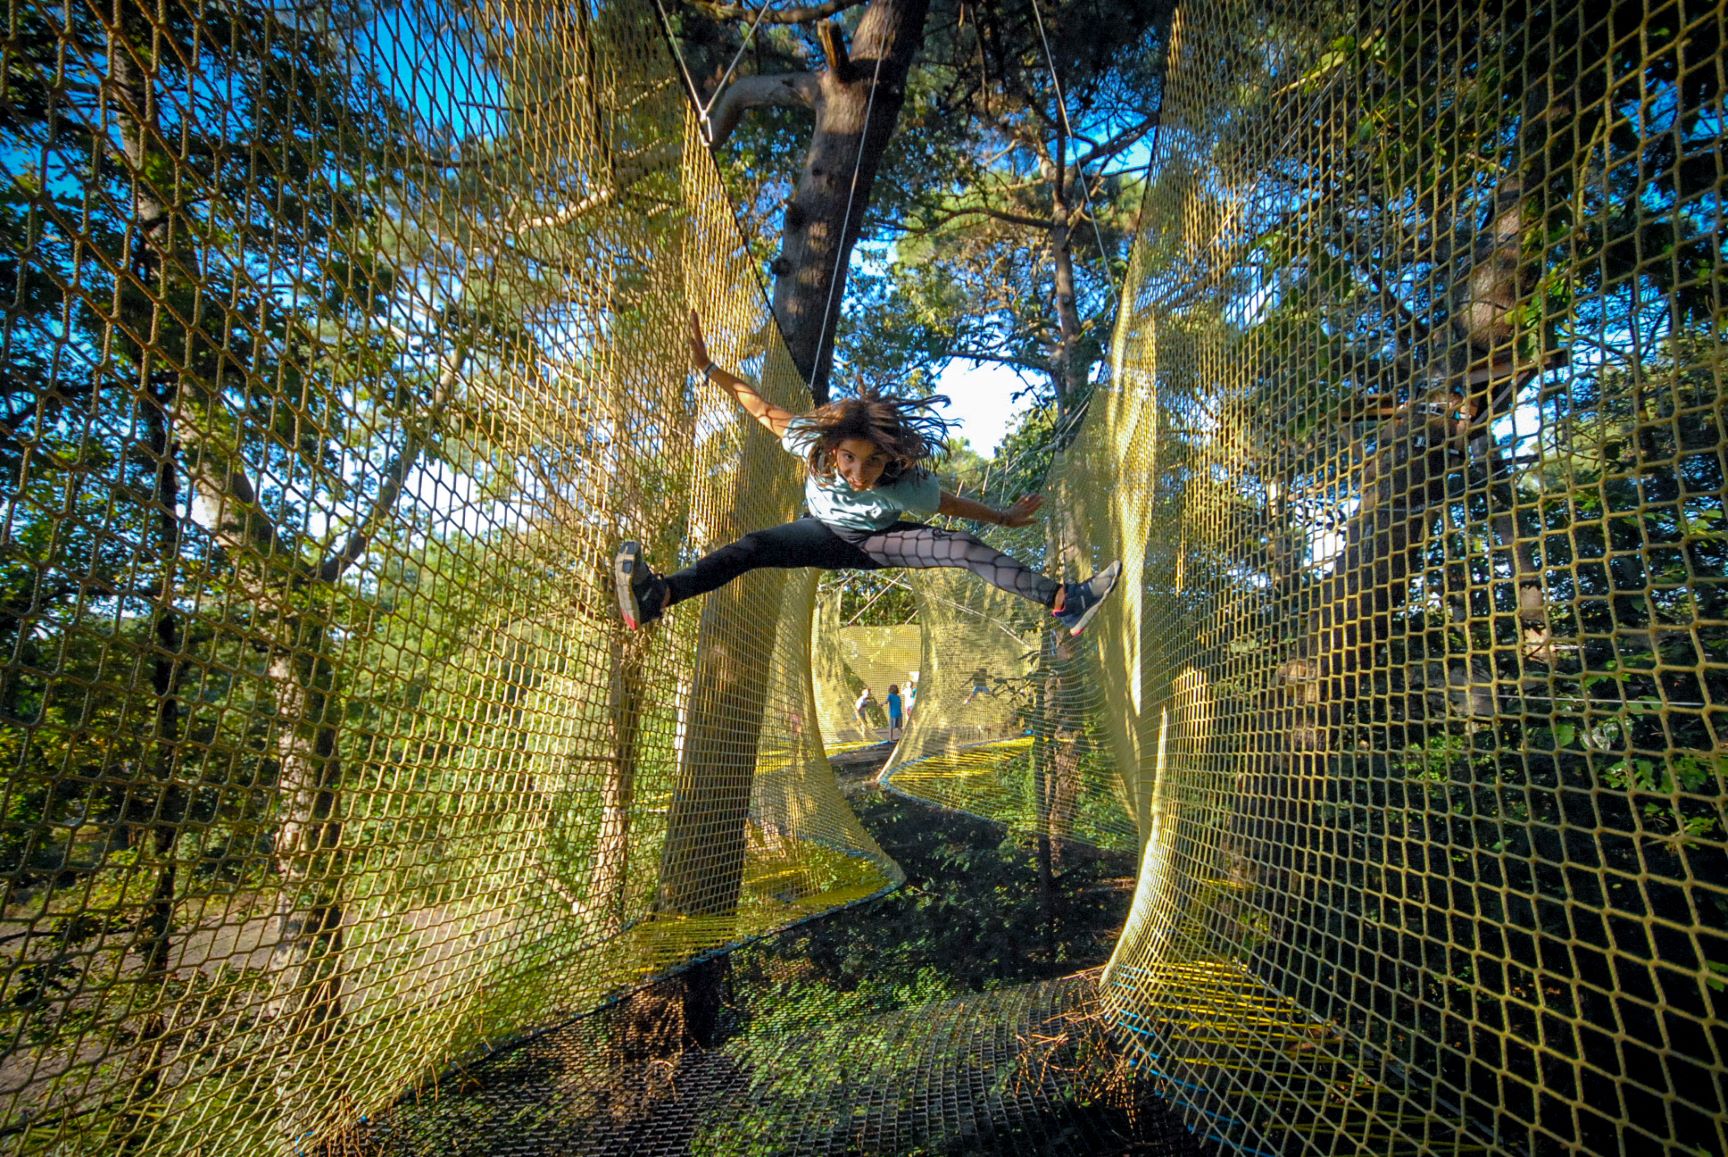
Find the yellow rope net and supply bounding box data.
[2,0,1724,1154]
[1093,1,1728,1153]
[1,4,896,1151]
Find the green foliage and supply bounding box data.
[689,0,1168,433]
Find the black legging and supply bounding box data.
[662,515,1059,608]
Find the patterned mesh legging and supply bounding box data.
[662,515,1059,608]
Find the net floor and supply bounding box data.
[354,749,1204,1156]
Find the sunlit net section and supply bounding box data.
[836,620,922,748]
[0,3,894,1152]
[1103,0,1727,1154]
[882,545,1138,854]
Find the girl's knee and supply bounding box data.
[721,531,774,564]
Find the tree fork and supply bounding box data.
[767,0,931,401]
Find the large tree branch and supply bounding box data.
[705,71,822,146]
[1074,116,1157,170]
[909,202,1053,232]
[180,417,291,569]
[690,0,868,23]
[507,141,680,231]
[319,345,468,583]
[817,18,853,82]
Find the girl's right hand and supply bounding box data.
[689,310,711,373]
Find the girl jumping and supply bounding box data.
[613,314,1120,637]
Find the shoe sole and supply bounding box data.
[1064,560,1121,637]
[613,541,644,630]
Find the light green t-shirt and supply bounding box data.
[781,418,942,532]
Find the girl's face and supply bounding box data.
[832,437,890,490]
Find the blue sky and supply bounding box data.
[932,361,1036,456]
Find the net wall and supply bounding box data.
[822,620,922,748]
[0,4,895,1152]
[3,0,1724,1154]
[880,543,1140,856]
[1098,1,1727,1153]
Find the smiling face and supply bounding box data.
[832,436,891,490]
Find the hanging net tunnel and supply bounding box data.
[1,0,1724,1153]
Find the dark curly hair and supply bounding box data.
[797,390,953,485]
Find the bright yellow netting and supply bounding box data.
[1093,1,1728,1153]
[2,0,1724,1153]
[0,4,895,1151]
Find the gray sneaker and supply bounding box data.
[613,541,668,630]
[1052,561,1121,637]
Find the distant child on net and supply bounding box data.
[854,687,876,730]
[614,313,1120,637]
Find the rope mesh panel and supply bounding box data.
[880,560,1140,856]
[1098,1,1728,1153]
[0,4,895,1151]
[354,970,1197,1156]
[2,0,1725,1153]
[831,619,922,747]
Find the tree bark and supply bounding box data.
[580,632,647,935]
[106,6,190,1118]
[261,625,347,1071]
[656,584,783,921]
[124,380,188,1112]
[1041,146,1090,418]
[764,0,931,401]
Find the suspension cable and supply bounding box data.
[652,0,774,143]
[1026,0,1120,314]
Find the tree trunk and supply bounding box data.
[107,7,190,1119]
[124,381,188,1113]
[261,622,349,1145]
[770,0,930,400]
[1044,156,1090,417]
[581,632,647,935]
[266,627,347,1023]
[656,583,783,921]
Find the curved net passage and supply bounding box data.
[807,593,922,749]
[1098,1,1728,1154]
[0,4,895,1151]
[881,550,1139,855]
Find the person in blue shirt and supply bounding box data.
[614,313,1119,638]
[885,684,904,739]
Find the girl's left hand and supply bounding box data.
[997,494,1045,528]
[688,310,711,372]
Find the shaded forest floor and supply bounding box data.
[729,743,1144,1022]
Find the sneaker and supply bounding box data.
[613,541,668,630]
[1052,560,1121,637]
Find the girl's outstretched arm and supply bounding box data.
[938,490,1044,528]
[689,311,796,437]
